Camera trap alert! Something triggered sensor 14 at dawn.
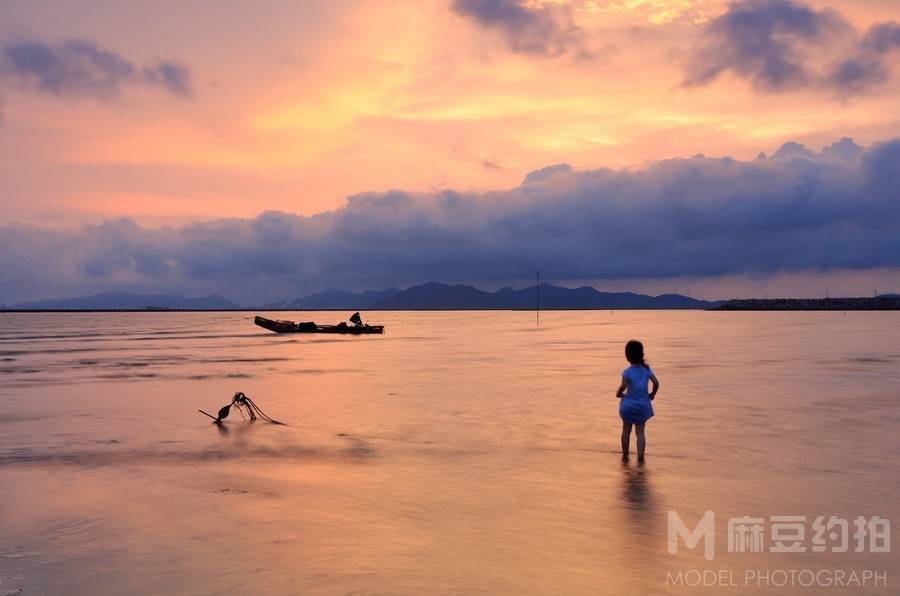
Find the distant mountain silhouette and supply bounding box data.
[8,283,719,311]
[288,282,718,310]
[374,282,500,309]
[11,292,240,310]
[287,288,402,309]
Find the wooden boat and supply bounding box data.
[254,315,384,334]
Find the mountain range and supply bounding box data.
[6,283,721,310]
[394,282,715,309]
[9,292,241,310]
[309,282,719,309]
[284,288,403,309]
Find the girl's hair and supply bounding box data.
[625,340,649,369]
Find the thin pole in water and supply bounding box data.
[535,269,540,325]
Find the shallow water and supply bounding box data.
[0,311,897,595]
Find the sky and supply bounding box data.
[1,0,900,304]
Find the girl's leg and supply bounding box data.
[635,423,646,461]
[621,422,633,456]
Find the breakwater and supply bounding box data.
[714,296,900,310]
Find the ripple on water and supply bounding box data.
[0,441,375,468]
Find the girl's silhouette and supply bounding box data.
[616,340,659,462]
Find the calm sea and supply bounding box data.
[1,311,898,595]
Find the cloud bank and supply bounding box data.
[451,0,900,94]
[0,38,192,98]
[685,0,900,93]
[2,137,899,304]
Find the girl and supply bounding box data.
[616,340,659,461]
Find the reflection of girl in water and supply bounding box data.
[621,458,651,509]
[616,340,659,462]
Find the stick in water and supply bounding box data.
[198,409,219,421]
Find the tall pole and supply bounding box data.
[535,269,540,326]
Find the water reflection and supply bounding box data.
[620,458,654,513]
[1,311,898,595]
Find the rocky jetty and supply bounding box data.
[713,296,900,310]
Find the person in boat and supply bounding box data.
[350,311,363,327]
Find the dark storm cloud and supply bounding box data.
[451,0,585,57]
[0,38,192,98]
[685,0,900,94]
[685,0,845,90]
[862,22,900,54]
[2,137,900,304]
[829,21,900,91]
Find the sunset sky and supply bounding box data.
[2,0,900,303]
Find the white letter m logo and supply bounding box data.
[668,510,715,560]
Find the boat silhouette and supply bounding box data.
[254,315,384,334]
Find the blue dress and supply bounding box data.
[619,364,654,424]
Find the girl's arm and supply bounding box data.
[649,374,660,400]
[616,376,627,398]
